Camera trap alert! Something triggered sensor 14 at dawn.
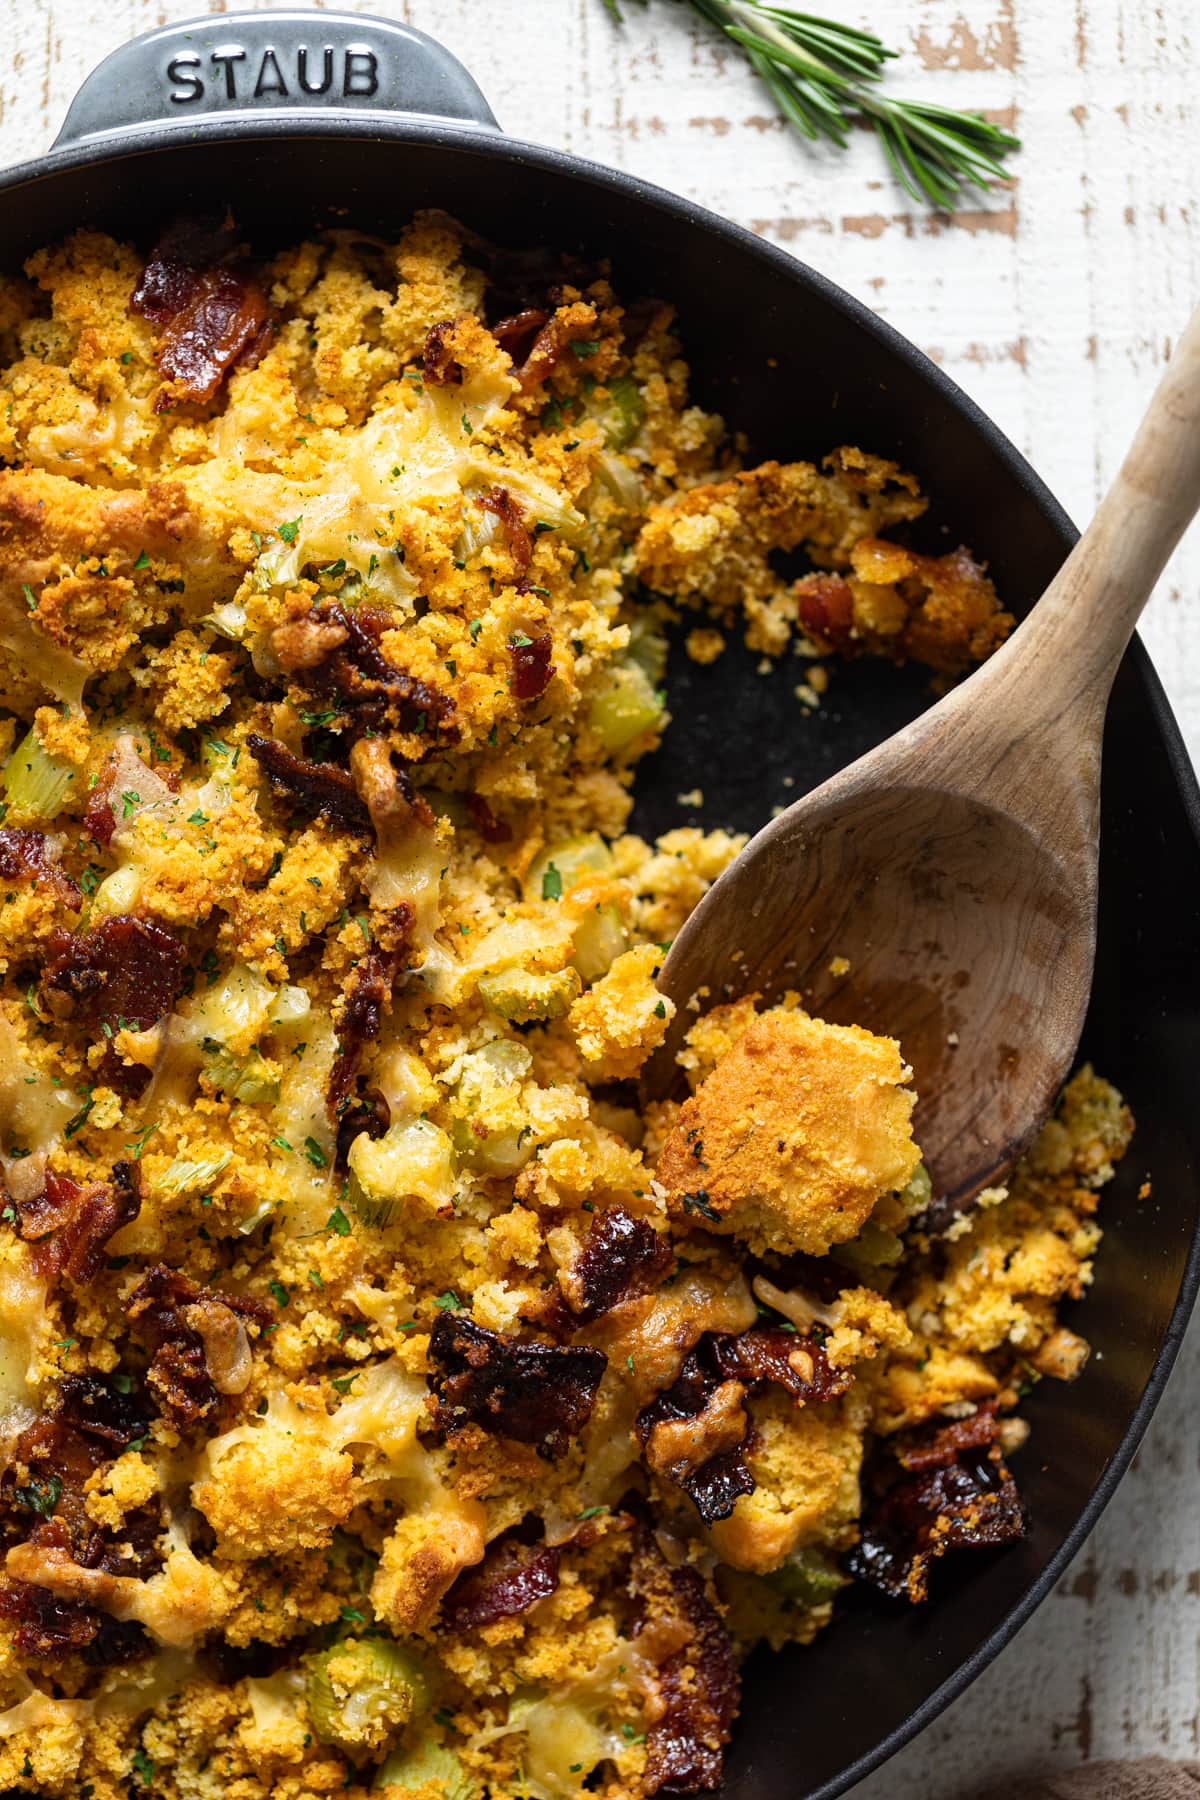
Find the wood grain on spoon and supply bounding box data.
[649,304,1200,1233]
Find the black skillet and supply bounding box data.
[2,13,1198,1796]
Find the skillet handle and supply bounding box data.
[52,8,498,148]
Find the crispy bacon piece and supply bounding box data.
[489,308,549,360]
[327,903,415,1122]
[335,1092,389,1172]
[15,1162,140,1287]
[82,788,117,847]
[428,1313,606,1460]
[515,311,598,395]
[477,487,533,584]
[509,631,554,701]
[439,1511,618,1633]
[847,1408,1028,1603]
[629,1527,739,1795]
[637,1329,848,1526]
[708,1327,850,1404]
[896,1409,1000,1475]
[465,792,511,844]
[132,217,273,412]
[39,917,185,1097]
[0,1376,157,1663]
[304,604,458,744]
[131,215,238,321]
[151,270,271,410]
[247,735,372,832]
[0,829,81,909]
[0,1575,98,1659]
[794,572,856,655]
[127,1264,267,1432]
[422,319,464,386]
[440,1535,561,1632]
[559,1206,675,1326]
[479,240,598,325]
[54,1373,153,1452]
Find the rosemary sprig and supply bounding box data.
[603,0,1020,210]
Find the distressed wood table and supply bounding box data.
[7,2,1200,1793]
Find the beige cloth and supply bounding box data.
[973,1761,1200,1799]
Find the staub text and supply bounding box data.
[166,43,380,104]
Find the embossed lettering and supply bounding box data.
[253,48,289,98]
[343,46,379,97]
[210,45,247,100]
[166,53,204,105]
[296,45,334,96]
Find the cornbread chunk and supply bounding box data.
[657,1008,920,1256]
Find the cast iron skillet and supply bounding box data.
[3,14,1198,1797]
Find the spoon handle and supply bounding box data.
[1005,302,1200,707]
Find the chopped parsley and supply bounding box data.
[541,862,563,902]
[278,517,302,544]
[15,1474,61,1516]
[327,1204,352,1237]
[433,1290,463,1312]
[682,1191,720,1223]
[268,1280,290,1309]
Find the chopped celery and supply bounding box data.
[478,965,581,1024]
[156,1152,232,1196]
[764,1548,847,1610]
[587,661,664,754]
[449,1040,534,1176]
[346,1118,457,1226]
[592,448,643,511]
[204,1046,280,1105]
[524,833,612,903]
[376,1738,473,1797]
[189,961,275,1057]
[897,1161,932,1216]
[268,985,311,1031]
[625,619,668,688]
[492,467,588,543]
[305,1636,431,1761]
[456,488,503,560]
[595,375,645,450]
[91,863,143,918]
[523,835,628,981]
[571,902,629,984]
[203,600,248,641]
[831,1218,906,1277]
[235,1198,275,1236]
[3,726,75,822]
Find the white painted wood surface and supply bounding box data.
[4,2,1200,1793]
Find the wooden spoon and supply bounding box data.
[648,304,1200,1233]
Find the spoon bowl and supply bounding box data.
[650,763,1094,1232]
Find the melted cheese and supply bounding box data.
[0,1005,75,1197]
[26,386,149,482]
[0,585,88,707]
[0,1688,92,1738]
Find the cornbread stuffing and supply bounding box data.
[0,213,1129,1800]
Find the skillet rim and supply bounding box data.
[0,110,1198,1799]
